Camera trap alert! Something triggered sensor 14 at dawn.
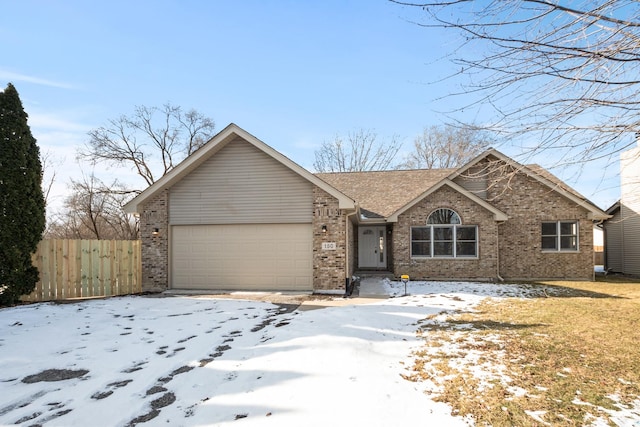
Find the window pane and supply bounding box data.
[560,222,577,235]
[456,226,476,241]
[411,227,430,241]
[542,236,557,250]
[434,242,453,256]
[457,242,476,257]
[427,208,461,224]
[412,242,430,257]
[541,223,557,235]
[560,236,577,250]
[433,227,453,240]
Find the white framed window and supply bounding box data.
[411,208,478,258]
[541,221,579,251]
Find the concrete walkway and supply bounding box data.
[296,277,390,310]
[166,277,392,311]
[357,277,390,298]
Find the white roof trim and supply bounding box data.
[387,179,509,223]
[449,148,610,221]
[124,123,356,213]
[605,200,620,215]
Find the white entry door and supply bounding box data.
[358,226,387,268]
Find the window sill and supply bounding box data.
[411,256,479,260]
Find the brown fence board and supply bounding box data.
[25,239,141,302]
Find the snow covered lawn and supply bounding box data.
[0,281,638,426]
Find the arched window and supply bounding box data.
[427,208,461,225]
[411,208,477,258]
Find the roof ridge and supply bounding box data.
[314,167,458,176]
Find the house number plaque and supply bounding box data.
[322,242,337,250]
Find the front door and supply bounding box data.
[358,226,387,268]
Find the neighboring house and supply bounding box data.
[124,124,609,294]
[603,141,640,275]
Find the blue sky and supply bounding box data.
[1,0,621,212]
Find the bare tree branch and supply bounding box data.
[39,149,59,207]
[313,129,403,172]
[400,124,492,169]
[79,103,215,188]
[392,0,640,165]
[45,173,139,240]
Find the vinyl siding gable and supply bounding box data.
[620,145,640,274]
[169,137,313,224]
[452,174,488,200]
[604,208,623,272]
[621,203,640,275]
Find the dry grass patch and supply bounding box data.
[404,278,640,426]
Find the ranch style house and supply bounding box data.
[124,124,609,294]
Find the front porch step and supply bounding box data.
[353,270,395,280]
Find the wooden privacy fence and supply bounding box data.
[594,245,604,266]
[22,239,142,302]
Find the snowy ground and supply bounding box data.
[0,281,637,426]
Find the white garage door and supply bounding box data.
[171,224,312,291]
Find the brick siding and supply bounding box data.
[391,162,595,281]
[312,187,347,291]
[488,167,594,280]
[139,190,169,292]
[393,185,498,280]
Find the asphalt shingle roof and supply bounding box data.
[315,169,454,218]
[316,162,601,219]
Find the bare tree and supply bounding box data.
[40,149,59,207]
[80,103,215,188]
[313,129,403,172]
[401,124,492,169]
[391,1,640,165]
[46,174,138,240]
[64,103,214,240]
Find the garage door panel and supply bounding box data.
[172,224,312,291]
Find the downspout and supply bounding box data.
[344,209,358,297]
[595,219,606,278]
[602,221,607,273]
[496,221,504,282]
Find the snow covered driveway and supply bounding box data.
[0,282,535,426]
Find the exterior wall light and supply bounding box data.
[321,224,327,233]
[152,228,160,236]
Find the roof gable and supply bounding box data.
[448,148,610,220]
[319,148,608,222]
[387,179,508,222]
[124,123,355,213]
[606,201,620,216]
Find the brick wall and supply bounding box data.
[139,190,169,292]
[393,185,498,280]
[488,167,594,280]
[312,187,347,292]
[392,162,595,281]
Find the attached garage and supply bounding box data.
[165,134,318,292]
[171,223,312,291]
[124,124,356,294]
